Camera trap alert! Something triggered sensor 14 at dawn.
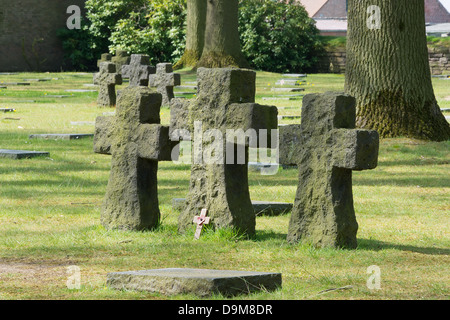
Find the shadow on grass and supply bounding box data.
[255,229,287,242]
[358,239,449,256]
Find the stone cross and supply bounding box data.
[111,50,131,74]
[193,209,211,240]
[93,86,174,231]
[173,68,278,237]
[121,54,155,87]
[93,62,122,107]
[149,63,181,107]
[286,92,379,249]
[97,53,112,68]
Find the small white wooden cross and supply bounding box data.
[193,209,210,240]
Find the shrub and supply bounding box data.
[238,0,322,73]
[108,0,186,64]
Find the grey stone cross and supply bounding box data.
[149,63,181,107]
[93,62,122,107]
[172,68,278,237]
[121,54,155,87]
[93,86,174,231]
[285,92,379,249]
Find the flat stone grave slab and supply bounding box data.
[177,85,197,90]
[107,268,282,297]
[278,115,301,120]
[441,108,450,112]
[174,91,196,95]
[2,82,30,86]
[282,73,307,78]
[29,134,94,140]
[0,108,15,112]
[262,96,303,101]
[45,95,71,98]
[0,72,18,75]
[271,88,305,93]
[0,86,7,89]
[446,116,450,120]
[23,79,50,82]
[172,198,292,216]
[432,75,449,79]
[84,84,98,87]
[0,149,49,159]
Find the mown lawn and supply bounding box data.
[0,71,448,300]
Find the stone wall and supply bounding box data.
[316,45,450,75]
[429,46,450,75]
[0,0,86,72]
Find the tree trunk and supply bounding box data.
[196,0,249,68]
[345,0,450,141]
[174,0,207,70]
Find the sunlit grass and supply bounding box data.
[0,71,448,300]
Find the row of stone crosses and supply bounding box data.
[93,53,380,249]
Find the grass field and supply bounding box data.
[0,71,448,300]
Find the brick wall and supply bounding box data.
[316,46,450,75]
[0,0,86,72]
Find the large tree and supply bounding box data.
[345,0,450,141]
[174,0,207,69]
[196,0,249,68]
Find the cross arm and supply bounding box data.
[225,103,278,148]
[278,124,303,166]
[331,129,379,171]
[135,124,176,161]
[169,98,191,141]
[93,116,114,155]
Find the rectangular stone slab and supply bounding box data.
[107,268,282,297]
[172,198,292,216]
[29,134,94,140]
[0,149,49,159]
[282,73,307,78]
[271,88,305,92]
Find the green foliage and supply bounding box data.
[238,0,322,73]
[85,0,148,54]
[108,0,186,64]
[56,18,101,71]
[61,0,322,72]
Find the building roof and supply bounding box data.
[297,0,450,23]
[298,0,328,17]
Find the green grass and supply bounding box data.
[0,71,448,300]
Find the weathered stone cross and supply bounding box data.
[121,54,155,87]
[193,209,211,240]
[149,63,181,107]
[172,68,278,237]
[93,86,174,230]
[93,62,122,107]
[285,92,379,249]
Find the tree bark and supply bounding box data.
[174,0,207,70]
[345,0,450,141]
[196,0,249,68]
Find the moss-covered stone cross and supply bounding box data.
[93,62,122,107]
[173,68,278,237]
[286,92,379,249]
[121,54,155,87]
[93,86,174,231]
[149,63,181,107]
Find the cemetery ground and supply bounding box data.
[0,71,448,300]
